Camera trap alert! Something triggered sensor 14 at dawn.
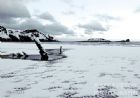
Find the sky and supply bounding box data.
[0,0,140,41]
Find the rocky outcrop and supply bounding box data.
[79,38,130,43]
[116,39,130,42]
[0,26,58,42]
[125,39,130,42]
[0,26,7,34]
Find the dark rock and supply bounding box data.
[126,39,130,42]
[19,35,32,42]
[0,26,7,34]
[22,29,40,37]
[9,34,19,41]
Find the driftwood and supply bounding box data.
[0,36,66,61]
[33,37,48,60]
[59,46,62,54]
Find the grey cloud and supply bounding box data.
[20,18,74,35]
[0,0,30,28]
[37,12,56,22]
[0,1,75,36]
[78,21,108,34]
[95,14,120,21]
[1,18,75,35]
[61,0,74,9]
[62,11,75,15]
[0,18,17,25]
[35,11,75,35]
[15,19,44,30]
[62,0,73,6]
[0,17,23,29]
[134,7,140,13]
[0,0,30,19]
[45,22,75,35]
[61,0,85,10]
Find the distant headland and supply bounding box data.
[79,38,130,42]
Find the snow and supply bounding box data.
[0,27,50,41]
[0,42,140,98]
[0,33,10,39]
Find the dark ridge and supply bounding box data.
[9,34,19,41]
[0,26,58,42]
[19,35,32,42]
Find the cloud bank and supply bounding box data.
[0,0,75,35]
[0,0,30,19]
[78,21,108,34]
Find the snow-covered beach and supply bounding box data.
[0,42,140,98]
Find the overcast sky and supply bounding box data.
[0,0,140,41]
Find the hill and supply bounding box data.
[0,26,58,42]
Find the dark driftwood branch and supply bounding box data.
[59,46,62,54]
[34,37,48,60]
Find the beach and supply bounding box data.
[0,42,140,98]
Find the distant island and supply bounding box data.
[79,38,130,42]
[0,26,58,42]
